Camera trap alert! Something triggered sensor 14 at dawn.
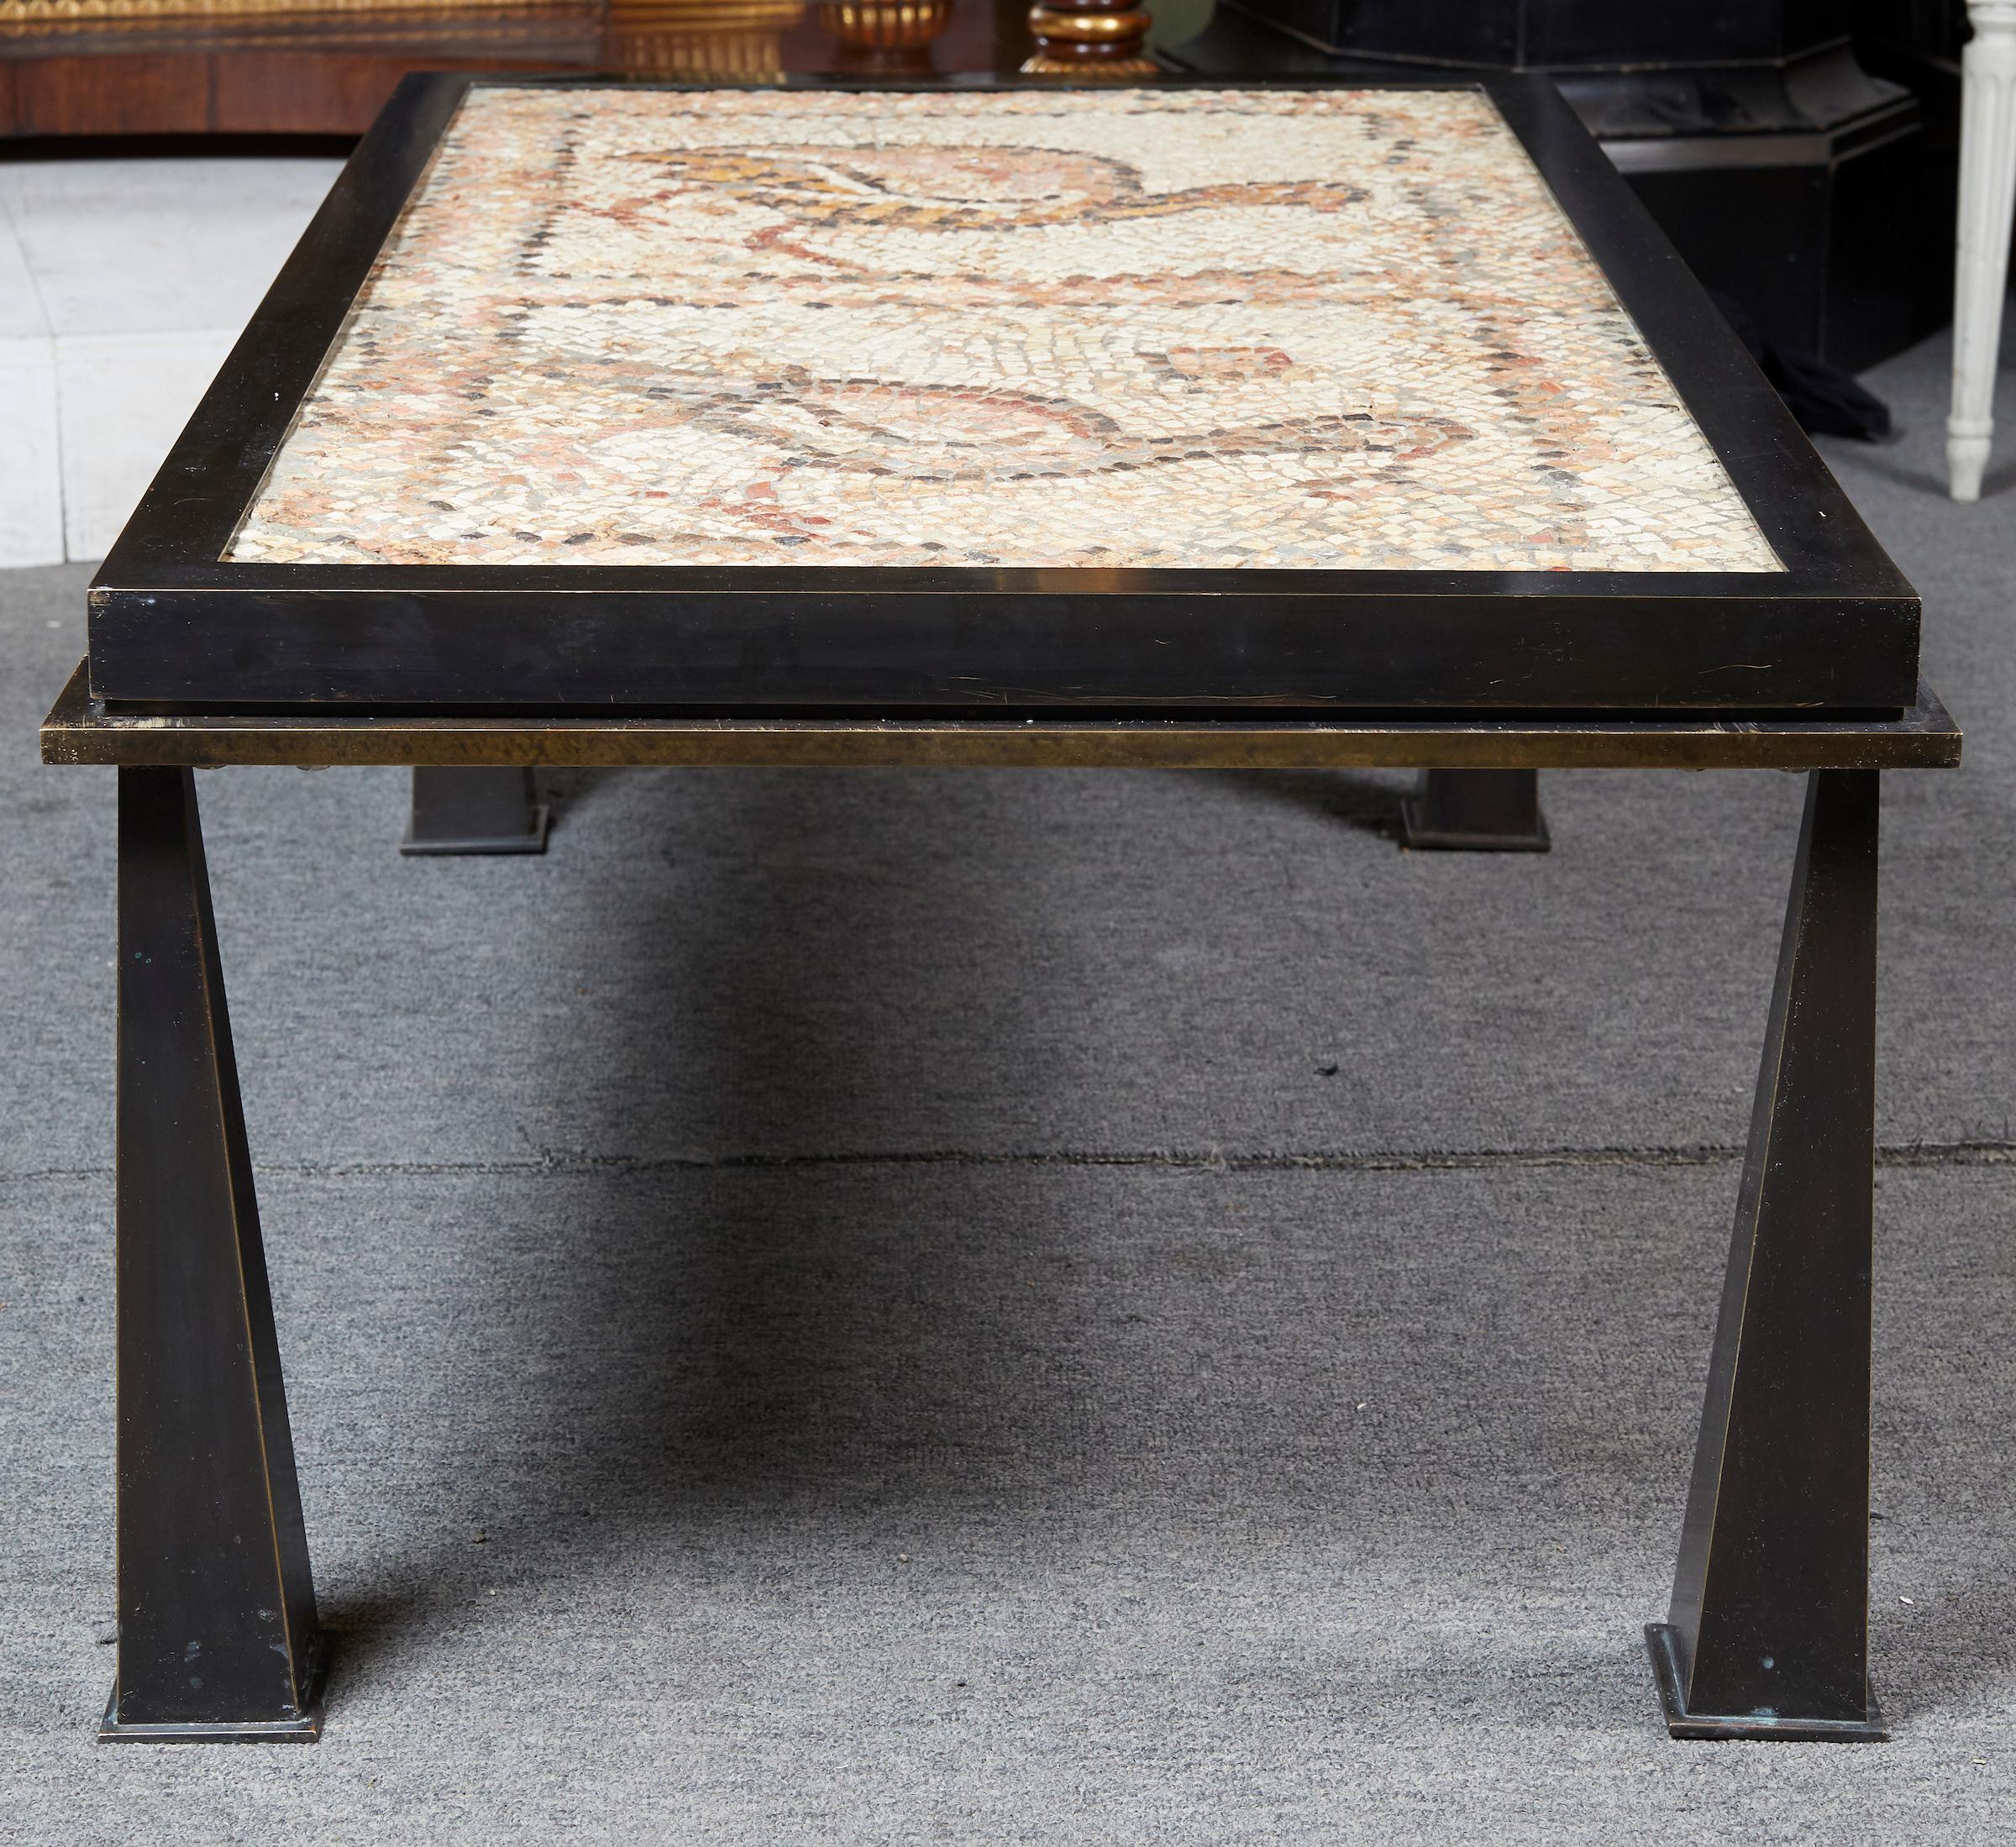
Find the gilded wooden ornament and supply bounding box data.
[603,0,805,76]
[1021,0,1154,76]
[816,0,950,54]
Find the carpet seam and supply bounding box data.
[2,1139,2010,1183]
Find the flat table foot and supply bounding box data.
[1646,1625,1885,1743]
[1399,769,1551,852]
[401,766,550,855]
[99,1635,329,1745]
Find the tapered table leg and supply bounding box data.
[1399,769,1551,851]
[101,767,325,1743]
[1948,1,2016,501]
[402,766,549,855]
[1647,769,1884,1741]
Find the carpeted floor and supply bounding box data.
[2,329,2013,1844]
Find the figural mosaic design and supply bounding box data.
[229,85,1782,574]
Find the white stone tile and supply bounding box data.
[56,328,235,561]
[0,205,52,342]
[0,334,64,567]
[3,155,344,339]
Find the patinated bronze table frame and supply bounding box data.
[41,669,1959,1745]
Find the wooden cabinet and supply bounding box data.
[0,0,1032,138]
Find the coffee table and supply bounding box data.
[44,72,1959,1745]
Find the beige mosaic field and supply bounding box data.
[228,84,1780,574]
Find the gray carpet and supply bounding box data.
[3,328,2014,1843]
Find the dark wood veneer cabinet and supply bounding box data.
[0,0,1030,138]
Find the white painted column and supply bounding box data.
[1950,0,2016,501]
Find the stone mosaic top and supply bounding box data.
[228,84,1781,574]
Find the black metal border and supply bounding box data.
[87,71,1919,714]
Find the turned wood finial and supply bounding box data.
[1021,0,1158,77]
